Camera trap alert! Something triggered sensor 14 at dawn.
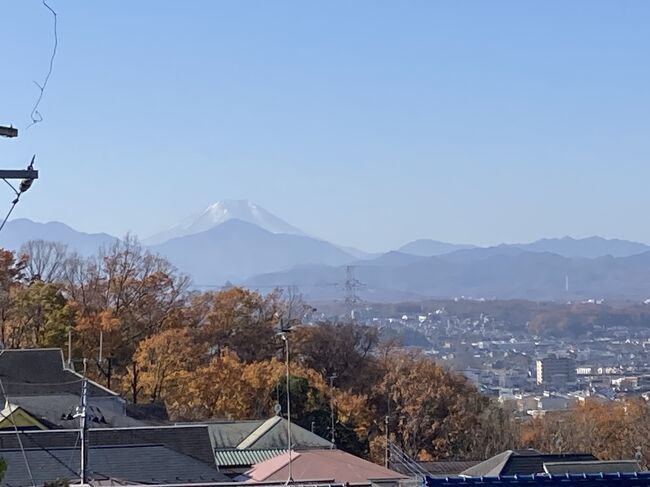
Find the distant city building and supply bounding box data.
[535,354,576,389]
[576,366,593,375]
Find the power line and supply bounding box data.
[193,282,340,290]
[2,179,19,195]
[15,431,81,481]
[0,378,83,387]
[0,199,20,233]
[0,350,36,487]
[27,0,59,129]
[0,176,24,233]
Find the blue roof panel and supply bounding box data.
[426,472,650,486]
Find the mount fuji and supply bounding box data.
[144,200,306,245]
[146,200,355,284]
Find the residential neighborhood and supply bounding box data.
[5,1,650,486]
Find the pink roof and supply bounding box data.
[244,449,409,484]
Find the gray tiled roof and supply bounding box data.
[0,349,115,399]
[9,395,144,429]
[206,420,265,449]
[205,417,333,451]
[0,425,217,466]
[462,451,513,477]
[235,417,333,450]
[0,443,229,486]
[418,460,481,475]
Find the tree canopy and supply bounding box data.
[8,239,633,463]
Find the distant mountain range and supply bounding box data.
[0,218,117,256]
[3,200,650,302]
[508,236,650,258]
[247,247,650,302]
[144,200,306,245]
[398,239,476,256]
[151,219,352,285]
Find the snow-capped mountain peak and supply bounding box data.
[144,200,305,245]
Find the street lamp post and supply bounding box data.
[278,328,293,485]
[329,374,337,447]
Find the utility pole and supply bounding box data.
[277,320,293,485]
[0,124,39,229]
[67,329,73,369]
[61,359,107,485]
[384,415,390,468]
[61,358,89,484]
[0,126,39,180]
[328,374,337,447]
[79,373,89,485]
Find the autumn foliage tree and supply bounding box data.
[293,322,381,394]
[0,249,27,345]
[369,349,517,461]
[521,399,650,467]
[0,239,528,463]
[130,327,202,404]
[196,287,283,362]
[5,281,75,348]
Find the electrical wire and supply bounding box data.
[0,199,20,234]
[22,431,80,481]
[0,379,83,387]
[194,282,340,290]
[0,349,81,482]
[0,350,37,487]
[66,431,81,478]
[2,179,19,196]
[27,0,58,129]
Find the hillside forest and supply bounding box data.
[1,238,650,465]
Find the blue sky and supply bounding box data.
[2,1,650,252]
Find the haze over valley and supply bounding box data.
[4,200,650,303]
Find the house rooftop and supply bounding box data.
[0,349,116,399]
[461,450,597,477]
[242,449,409,484]
[0,424,217,466]
[200,416,333,451]
[417,461,481,476]
[0,443,229,486]
[426,472,650,486]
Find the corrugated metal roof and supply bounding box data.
[543,460,640,475]
[426,472,650,486]
[214,448,286,467]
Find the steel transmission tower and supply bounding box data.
[343,265,363,320]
